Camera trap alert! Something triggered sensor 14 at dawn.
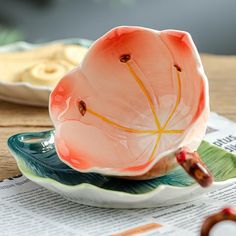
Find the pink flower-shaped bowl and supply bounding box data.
[49,26,210,186]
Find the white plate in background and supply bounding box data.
[0,38,92,107]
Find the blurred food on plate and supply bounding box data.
[0,43,88,87]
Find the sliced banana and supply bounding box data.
[55,45,88,65]
[0,43,88,86]
[21,60,73,87]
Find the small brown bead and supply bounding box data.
[78,100,87,116]
[120,54,131,63]
[174,64,182,72]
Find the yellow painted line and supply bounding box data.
[126,62,162,131]
[162,129,184,134]
[149,134,162,161]
[162,67,182,130]
[87,107,184,135]
[83,62,184,163]
[87,108,157,134]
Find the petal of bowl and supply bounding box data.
[8,130,236,208]
[0,38,93,107]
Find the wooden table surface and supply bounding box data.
[0,53,236,180]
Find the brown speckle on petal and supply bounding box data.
[78,100,87,116]
[120,54,131,63]
[174,64,182,72]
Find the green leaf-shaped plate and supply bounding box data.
[8,130,236,208]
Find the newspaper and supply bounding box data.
[0,113,236,236]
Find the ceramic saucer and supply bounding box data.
[8,130,236,208]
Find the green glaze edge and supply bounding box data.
[7,130,236,195]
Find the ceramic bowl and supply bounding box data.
[0,38,92,107]
[49,27,209,181]
[8,130,236,208]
